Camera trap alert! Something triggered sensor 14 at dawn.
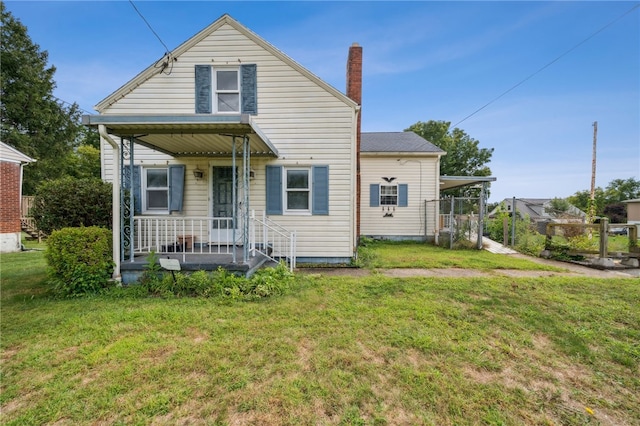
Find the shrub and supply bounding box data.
[45,227,114,297]
[486,211,532,245]
[32,177,112,234]
[138,262,294,300]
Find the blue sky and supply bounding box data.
[6,1,639,203]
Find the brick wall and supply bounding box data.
[0,161,21,233]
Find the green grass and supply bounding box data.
[358,240,564,271]
[1,243,638,425]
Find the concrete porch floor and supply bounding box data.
[119,248,273,284]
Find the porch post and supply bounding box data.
[231,136,237,264]
[120,137,135,262]
[98,125,121,280]
[477,182,486,249]
[242,134,250,263]
[129,137,135,262]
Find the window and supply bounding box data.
[214,69,240,113]
[266,165,329,215]
[195,64,257,115]
[143,168,169,212]
[369,183,408,208]
[130,165,185,214]
[286,169,310,212]
[380,185,398,206]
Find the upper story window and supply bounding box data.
[195,64,257,115]
[214,69,240,113]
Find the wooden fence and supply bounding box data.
[545,218,639,259]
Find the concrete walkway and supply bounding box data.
[479,236,518,254]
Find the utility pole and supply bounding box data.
[588,121,597,223]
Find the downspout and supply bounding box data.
[98,125,121,281]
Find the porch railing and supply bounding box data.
[21,195,35,218]
[131,212,296,270]
[249,211,296,270]
[133,216,237,259]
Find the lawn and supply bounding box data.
[1,241,638,425]
[357,240,565,271]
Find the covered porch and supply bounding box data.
[82,114,295,282]
[437,176,497,249]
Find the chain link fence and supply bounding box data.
[426,197,485,249]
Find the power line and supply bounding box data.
[53,96,93,115]
[452,3,640,129]
[129,0,170,54]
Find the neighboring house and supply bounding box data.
[622,199,640,225]
[360,131,445,241]
[0,142,35,253]
[84,14,495,281]
[489,198,586,234]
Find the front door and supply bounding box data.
[211,167,237,243]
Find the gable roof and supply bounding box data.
[95,14,358,112]
[361,132,445,154]
[0,141,36,164]
[490,198,586,219]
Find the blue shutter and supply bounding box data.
[132,165,142,215]
[398,184,408,207]
[195,65,211,114]
[312,166,329,215]
[169,165,185,212]
[370,184,379,207]
[241,64,257,115]
[265,165,282,215]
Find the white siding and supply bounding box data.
[100,22,357,260]
[361,156,440,239]
[0,142,35,164]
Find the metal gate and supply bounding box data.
[425,196,486,249]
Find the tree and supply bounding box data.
[0,3,82,194]
[603,203,626,224]
[546,198,571,215]
[604,178,640,203]
[405,120,493,197]
[567,188,606,217]
[66,145,102,180]
[567,177,639,222]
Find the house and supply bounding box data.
[360,131,445,241]
[84,14,495,282]
[83,14,360,282]
[622,199,640,226]
[0,141,35,253]
[489,198,586,234]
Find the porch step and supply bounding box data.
[20,218,43,240]
[119,251,273,284]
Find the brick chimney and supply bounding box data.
[347,42,362,242]
[347,42,362,105]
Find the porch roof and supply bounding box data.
[82,114,278,157]
[440,176,496,191]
